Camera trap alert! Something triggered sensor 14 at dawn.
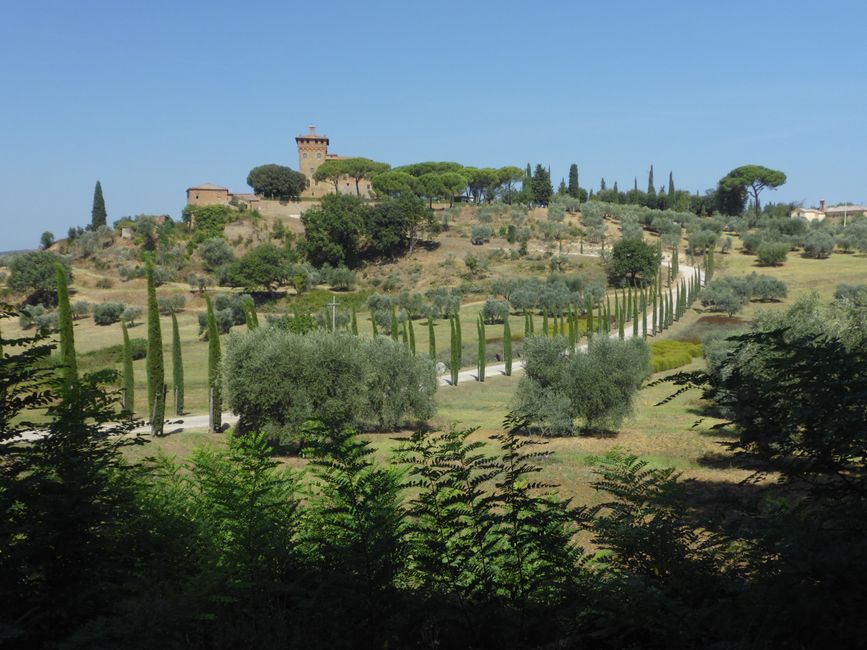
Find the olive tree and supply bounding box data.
[512,336,650,434]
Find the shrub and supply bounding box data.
[224,329,437,443]
[803,231,835,259]
[157,295,186,315]
[650,340,703,373]
[95,277,114,289]
[198,237,235,271]
[93,302,126,326]
[121,306,144,326]
[701,284,748,317]
[18,305,58,333]
[471,224,493,245]
[751,274,787,302]
[482,299,511,324]
[756,241,788,266]
[512,336,650,434]
[741,232,763,254]
[71,300,91,320]
[78,339,147,370]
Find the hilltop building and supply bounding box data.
[186,126,372,207]
[792,199,867,223]
[296,125,373,198]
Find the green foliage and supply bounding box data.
[54,264,77,384]
[756,240,789,266]
[205,295,222,432]
[649,340,703,373]
[223,329,436,442]
[482,299,510,324]
[513,336,650,434]
[7,251,72,305]
[92,301,125,325]
[182,204,235,243]
[530,164,552,205]
[146,264,165,434]
[803,230,835,258]
[223,243,291,291]
[197,237,235,271]
[608,238,661,285]
[718,164,787,216]
[246,163,307,199]
[171,311,184,415]
[300,193,366,267]
[40,231,55,250]
[91,179,107,229]
[121,321,134,412]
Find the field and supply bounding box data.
[3,210,866,507]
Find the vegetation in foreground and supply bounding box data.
[2,282,867,648]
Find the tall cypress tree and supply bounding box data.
[244,299,259,330]
[91,180,107,229]
[351,307,358,336]
[428,316,436,359]
[171,311,184,415]
[206,296,222,433]
[449,316,461,386]
[146,264,165,435]
[477,315,486,382]
[390,305,399,341]
[121,320,134,413]
[408,319,416,354]
[54,263,77,384]
[647,165,656,204]
[668,171,675,200]
[503,316,512,376]
[567,163,580,198]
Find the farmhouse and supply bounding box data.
[792,199,867,223]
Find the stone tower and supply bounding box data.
[296,125,329,185]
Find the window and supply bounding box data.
[316,152,322,159]
[303,152,308,159]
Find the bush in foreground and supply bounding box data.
[224,329,437,443]
[512,336,650,434]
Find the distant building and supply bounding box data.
[186,183,230,206]
[186,126,374,207]
[295,125,373,198]
[792,199,867,223]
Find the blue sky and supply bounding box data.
[1,0,865,250]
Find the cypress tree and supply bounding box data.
[121,320,134,413]
[477,316,486,382]
[205,295,221,433]
[632,299,639,338]
[527,312,534,334]
[91,180,107,229]
[503,316,512,376]
[54,263,77,384]
[371,316,379,338]
[642,289,648,339]
[146,264,165,436]
[449,317,461,386]
[408,318,416,355]
[652,288,658,335]
[171,311,184,415]
[647,165,656,203]
[586,295,594,339]
[243,301,258,330]
[351,307,358,336]
[597,304,604,336]
[567,163,580,198]
[668,171,675,200]
[551,313,558,336]
[668,285,674,327]
[390,305,399,341]
[428,316,436,359]
[401,321,408,345]
[606,296,612,333]
[455,311,462,353]
[567,309,576,347]
[671,246,679,278]
[541,311,548,336]
[618,303,625,340]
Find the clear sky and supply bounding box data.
[1,0,865,250]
